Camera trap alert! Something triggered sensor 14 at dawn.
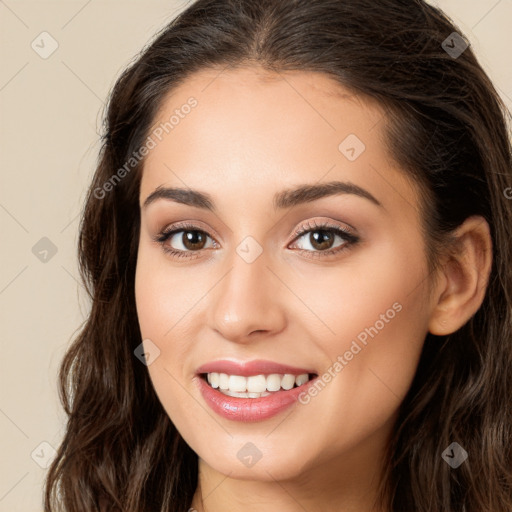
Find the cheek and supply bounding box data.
[290,232,429,352]
[134,245,208,423]
[134,275,194,437]
[134,242,200,340]
[294,238,430,444]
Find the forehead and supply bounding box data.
[139,66,418,217]
[150,65,385,135]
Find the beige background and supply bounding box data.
[1,1,511,510]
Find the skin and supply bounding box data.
[134,67,492,512]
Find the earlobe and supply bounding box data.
[428,216,492,336]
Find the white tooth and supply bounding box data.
[247,374,267,393]
[220,389,272,398]
[210,372,219,389]
[266,374,282,392]
[229,375,247,392]
[219,373,229,390]
[281,374,295,390]
[212,372,307,393]
[222,389,246,398]
[249,391,271,398]
[295,373,309,387]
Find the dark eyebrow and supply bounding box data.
[273,181,382,210]
[142,180,382,211]
[143,186,215,211]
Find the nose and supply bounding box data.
[208,244,287,344]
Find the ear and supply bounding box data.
[428,216,493,336]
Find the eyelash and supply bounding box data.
[153,220,359,260]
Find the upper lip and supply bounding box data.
[196,359,317,377]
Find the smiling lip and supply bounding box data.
[196,359,315,376]
[195,359,318,422]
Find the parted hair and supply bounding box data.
[44,1,512,510]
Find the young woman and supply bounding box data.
[44,0,512,511]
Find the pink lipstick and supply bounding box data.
[195,359,318,422]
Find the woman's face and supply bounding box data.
[135,67,435,484]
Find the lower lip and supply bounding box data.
[196,375,317,422]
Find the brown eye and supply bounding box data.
[307,230,336,251]
[155,223,217,257]
[180,230,208,250]
[290,223,358,256]
[162,229,214,252]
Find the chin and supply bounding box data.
[196,440,313,482]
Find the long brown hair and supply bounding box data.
[44,0,512,510]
